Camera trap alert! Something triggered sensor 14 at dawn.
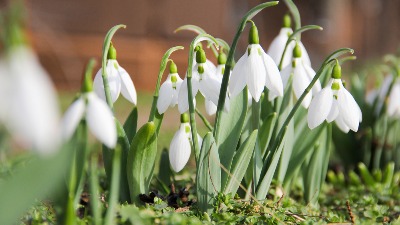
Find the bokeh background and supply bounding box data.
[15,0,400,91]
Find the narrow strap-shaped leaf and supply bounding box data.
[217,88,248,186]
[255,127,287,200]
[123,106,138,143]
[224,130,258,194]
[258,113,277,156]
[196,133,221,214]
[127,122,158,205]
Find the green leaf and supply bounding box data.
[216,88,248,186]
[0,146,72,225]
[256,127,287,200]
[224,130,258,194]
[283,0,301,30]
[196,133,221,214]
[157,149,172,192]
[358,162,375,186]
[127,122,158,205]
[382,162,395,188]
[123,106,138,143]
[258,113,277,155]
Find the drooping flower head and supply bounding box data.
[308,61,362,133]
[94,43,137,104]
[157,60,183,114]
[270,43,321,108]
[62,61,117,148]
[178,46,221,113]
[169,113,202,172]
[267,14,311,68]
[205,51,231,115]
[229,22,283,102]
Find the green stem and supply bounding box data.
[251,99,261,193]
[195,108,213,131]
[283,0,301,35]
[65,154,77,225]
[101,24,126,111]
[89,153,102,225]
[104,146,122,225]
[186,34,219,160]
[148,46,184,122]
[213,1,279,143]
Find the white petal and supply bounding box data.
[387,82,400,117]
[199,74,221,106]
[298,42,311,66]
[307,87,333,129]
[61,97,85,141]
[86,93,117,148]
[119,66,137,105]
[303,63,321,95]
[178,77,198,113]
[246,45,266,102]
[169,128,191,172]
[335,114,350,133]
[262,51,283,98]
[157,80,174,114]
[93,60,121,103]
[293,63,312,108]
[229,54,247,98]
[378,75,393,101]
[205,99,217,115]
[267,27,293,67]
[337,87,360,132]
[7,47,61,154]
[326,99,339,122]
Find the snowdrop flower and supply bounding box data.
[169,113,202,172]
[178,47,221,113]
[62,68,117,148]
[0,46,60,154]
[387,76,400,117]
[157,61,183,114]
[267,14,311,68]
[205,52,231,115]
[94,43,137,104]
[229,22,283,102]
[270,44,321,108]
[308,62,362,133]
[366,74,400,117]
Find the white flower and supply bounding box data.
[229,43,283,102]
[157,62,183,114]
[204,63,231,115]
[229,23,283,103]
[0,46,60,154]
[169,116,202,172]
[178,50,220,113]
[269,44,321,108]
[61,92,117,148]
[387,79,400,117]
[308,78,362,133]
[366,75,400,117]
[93,45,137,104]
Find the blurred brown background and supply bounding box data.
[14,0,400,90]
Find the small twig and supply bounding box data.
[346,200,355,224]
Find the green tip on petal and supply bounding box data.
[197,65,205,74]
[283,13,291,28]
[217,52,227,65]
[171,74,177,83]
[81,59,96,93]
[196,48,206,64]
[107,43,117,60]
[248,24,259,45]
[293,43,302,58]
[169,60,178,73]
[180,113,189,123]
[331,61,342,79]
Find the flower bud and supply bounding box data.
[217,52,227,65]
[107,43,117,60]
[331,61,342,79]
[169,60,178,74]
[248,24,260,45]
[196,48,206,64]
[180,113,189,123]
[283,13,291,28]
[293,43,302,58]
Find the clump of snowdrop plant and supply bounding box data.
[1,1,376,223]
[308,61,362,132]
[94,43,137,104]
